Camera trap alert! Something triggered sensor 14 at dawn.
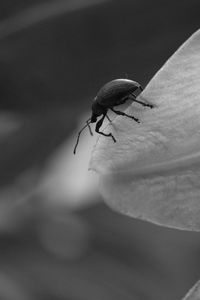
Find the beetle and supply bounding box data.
[73,78,153,154]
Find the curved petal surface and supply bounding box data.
[90,29,200,231]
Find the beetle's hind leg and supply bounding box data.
[95,114,116,142]
[106,114,112,122]
[111,108,140,123]
[130,93,154,108]
[139,86,144,91]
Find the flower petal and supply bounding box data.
[182,280,200,300]
[90,29,200,231]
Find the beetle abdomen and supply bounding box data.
[95,79,141,106]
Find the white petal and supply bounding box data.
[182,280,200,300]
[89,29,200,231]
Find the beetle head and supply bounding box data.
[91,113,98,123]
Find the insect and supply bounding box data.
[73,78,153,154]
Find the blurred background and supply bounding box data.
[0,0,199,299]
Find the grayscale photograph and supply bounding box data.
[0,0,199,299]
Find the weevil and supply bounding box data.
[73,79,153,154]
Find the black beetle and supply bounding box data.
[73,79,153,154]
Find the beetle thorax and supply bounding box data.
[92,99,107,117]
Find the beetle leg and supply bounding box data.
[95,114,116,142]
[111,108,140,123]
[106,114,112,122]
[130,93,153,108]
[131,93,137,98]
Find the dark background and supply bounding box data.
[0,0,199,299]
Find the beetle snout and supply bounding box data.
[91,114,97,123]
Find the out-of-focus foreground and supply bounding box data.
[0,0,200,299]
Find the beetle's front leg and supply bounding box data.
[95,114,116,142]
[111,108,140,123]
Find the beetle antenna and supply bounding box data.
[86,119,93,136]
[73,118,93,154]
